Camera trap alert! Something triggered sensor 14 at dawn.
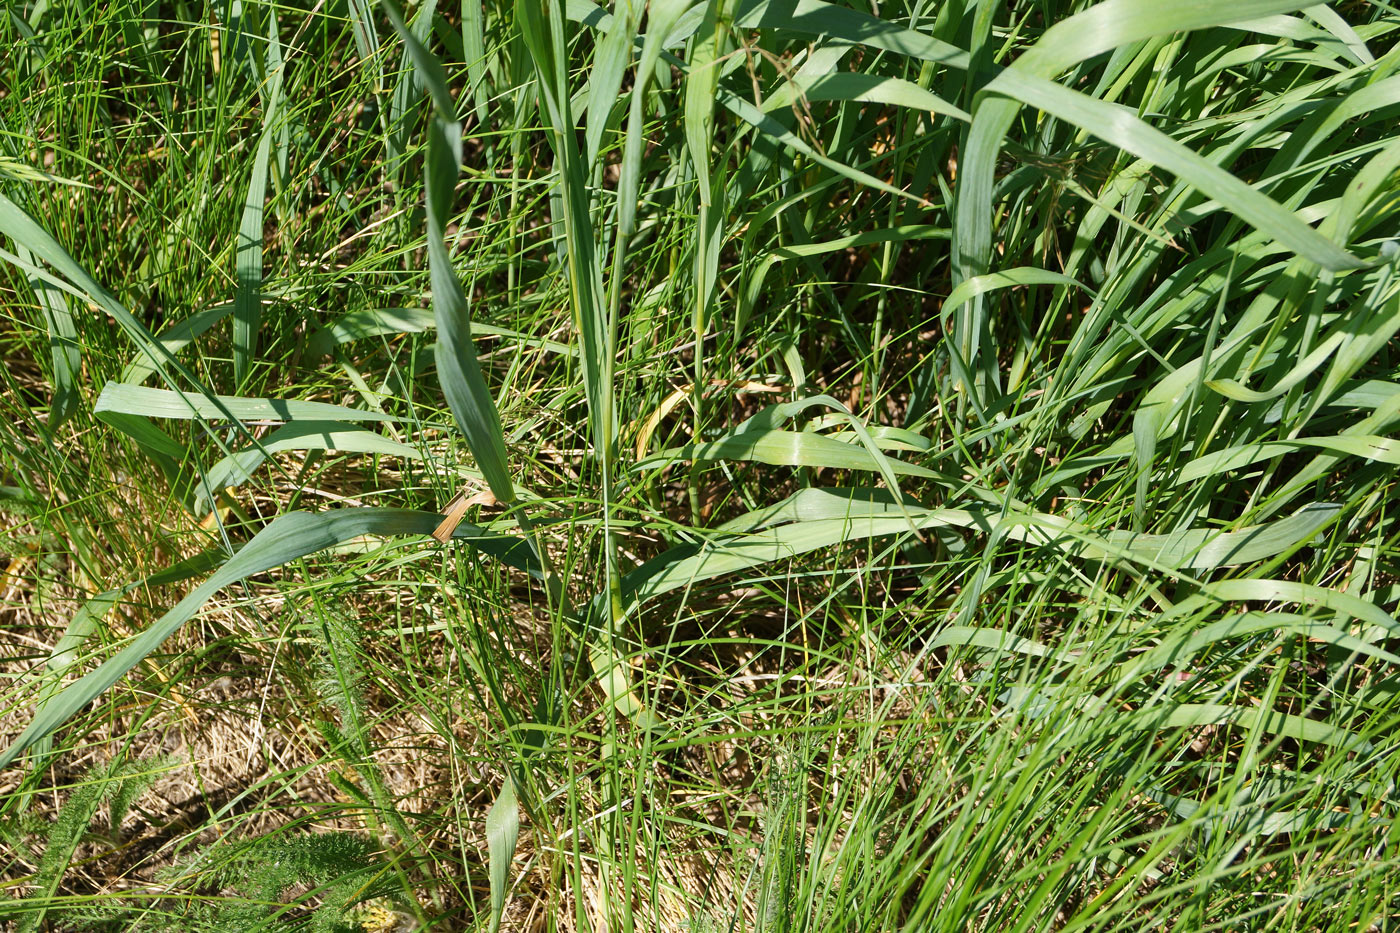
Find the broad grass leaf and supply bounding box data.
[14,243,79,425]
[385,3,518,502]
[733,0,969,70]
[346,0,383,91]
[584,0,636,166]
[191,421,425,512]
[769,72,969,121]
[95,383,398,423]
[1130,611,1400,673]
[616,495,1340,620]
[0,509,536,770]
[307,307,574,357]
[1176,436,1400,484]
[942,268,1095,318]
[461,0,490,123]
[486,777,519,933]
[232,18,284,388]
[636,430,938,478]
[1190,578,1400,638]
[517,0,615,459]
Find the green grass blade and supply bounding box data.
[95,383,399,422]
[765,72,970,122]
[733,0,970,71]
[989,69,1364,273]
[0,508,530,770]
[119,303,234,385]
[232,21,283,389]
[636,430,939,478]
[486,776,519,933]
[516,0,614,459]
[307,307,575,357]
[346,0,384,91]
[584,0,636,167]
[1176,436,1400,484]
[385,0,516,503]
[14,242,79,425]
[191,420,424,511]
[462,0,490,123]
[0,193,241,424]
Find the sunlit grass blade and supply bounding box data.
[190,420,425,512]
[0,508,531,770]
[14,242,79,425]
[461,0,490,123]
[583,0,636,167]
[232,8,284,389]
[385,1,517,503]
[307,306,575,357]
[94,383,399,423]
[516,0,614,460]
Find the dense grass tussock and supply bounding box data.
[2,0,1400,929]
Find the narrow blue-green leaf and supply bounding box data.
[950,0,1362,411]
[26,590,117,763]
[733,0,970,71]
[1301,5,1373,64]
[617,0,693,238]
[991,69,1364,273]
[462,0,490,123]
[346,0,384,91]
[1132,611,1400,672]
[1155,704,1368,752]
[1200,577,1400,640]
[614,495,1340,616]
[1311,270,1400,413]
[684,0,731,202]
[1012,0,1321,77]
[1176,436,1400,484]
[565,0,935,206]
[1100,503,1339,571]
[716,86,928,206]
[386,0,439,183]
[943,268,1094,318]
[516,0,614,457]
[929,626,1057,658]
[767,72,970,122]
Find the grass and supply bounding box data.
[1,0,1399,929]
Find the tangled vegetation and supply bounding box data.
[2,0,1399,930]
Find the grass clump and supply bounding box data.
[2,0,1400,930]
